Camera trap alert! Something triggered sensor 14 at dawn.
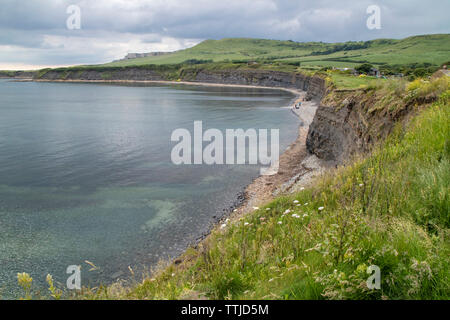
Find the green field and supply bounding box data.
[104,34,450,69]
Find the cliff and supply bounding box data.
[0,70,35,78]
[306,88,401,163]
[180,69,326,99]
[35,67,327,98]
[305,77,446,163]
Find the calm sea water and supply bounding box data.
[0,79,298,298]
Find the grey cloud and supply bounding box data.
[0,0,449,68]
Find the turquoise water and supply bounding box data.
[0,80,298,298]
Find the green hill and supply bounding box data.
[104,34,450,69]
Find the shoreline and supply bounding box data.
[220,92,324,225]
[14,78,324,283]
[30,78,305,97]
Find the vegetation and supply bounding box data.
[355,63,375,74]
[328,72,379,89]
[28,34,448,87]
[103,34,450,71]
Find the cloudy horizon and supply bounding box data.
[0,0,449,70]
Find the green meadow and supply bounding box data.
[104,34,450,70]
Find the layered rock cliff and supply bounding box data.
[0,70,35,78]
[34,67,327,99]
[36,68,166,81]
[305,86,433,163]
[181,69,326,99]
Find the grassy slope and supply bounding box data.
[72,76,449,300]
[104,34,450,68]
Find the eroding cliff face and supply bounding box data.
[307,94,366,163]
[37,68,166,81]
[306,88,418,163]
[184,69,326,97]
[0,70,35,78]
[35,67,327,101]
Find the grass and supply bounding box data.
[62,77,447,301]
[328,72,379,89]
[103,34,450,70]
[31,34,448,91]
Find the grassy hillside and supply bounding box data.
[60,76,446,300]
[29,34,448,86]
[104,34,450,70]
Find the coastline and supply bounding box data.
[31,78,305,96]
[22,78,325,282]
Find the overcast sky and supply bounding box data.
[0,0,449,70]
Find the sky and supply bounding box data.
[0,0,449,70]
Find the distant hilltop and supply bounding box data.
[114,51,174,62]
[104,34,449,70]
